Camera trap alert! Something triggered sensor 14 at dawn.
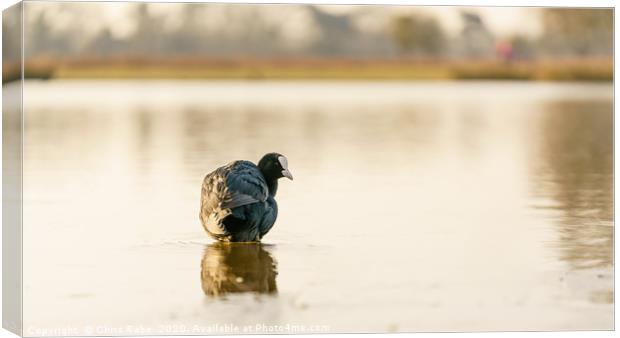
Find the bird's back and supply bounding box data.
[200,160,276,241]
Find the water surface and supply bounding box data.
[18,80,613,334]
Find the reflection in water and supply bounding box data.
[200,243,278,297]
[134,109,154,174]
[175,103,439,177]
[533,101,613,271]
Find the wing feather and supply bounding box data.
[221,192,260,209]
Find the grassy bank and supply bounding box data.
[451,59,612,81]
[7,57,613,82]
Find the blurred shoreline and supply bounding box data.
[4,5,611,84]
[4,57,612,83]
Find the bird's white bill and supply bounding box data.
[278,155,293,180]
[282,169,293,180]
[278,156,288,169]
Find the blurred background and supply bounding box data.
[3,3,613,82]
[4,2,614,333]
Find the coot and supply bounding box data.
[200,153,293,242]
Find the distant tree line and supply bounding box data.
[390,8,612,60]
[13,4,613,61]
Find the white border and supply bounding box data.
[0,1,616,338]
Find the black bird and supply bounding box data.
[200,153,293,242]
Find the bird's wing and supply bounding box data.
[221,161,268,209]
[200,168,232,237]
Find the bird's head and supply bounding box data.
[258,153,293,181]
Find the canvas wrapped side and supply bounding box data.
[3,1,23,336]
